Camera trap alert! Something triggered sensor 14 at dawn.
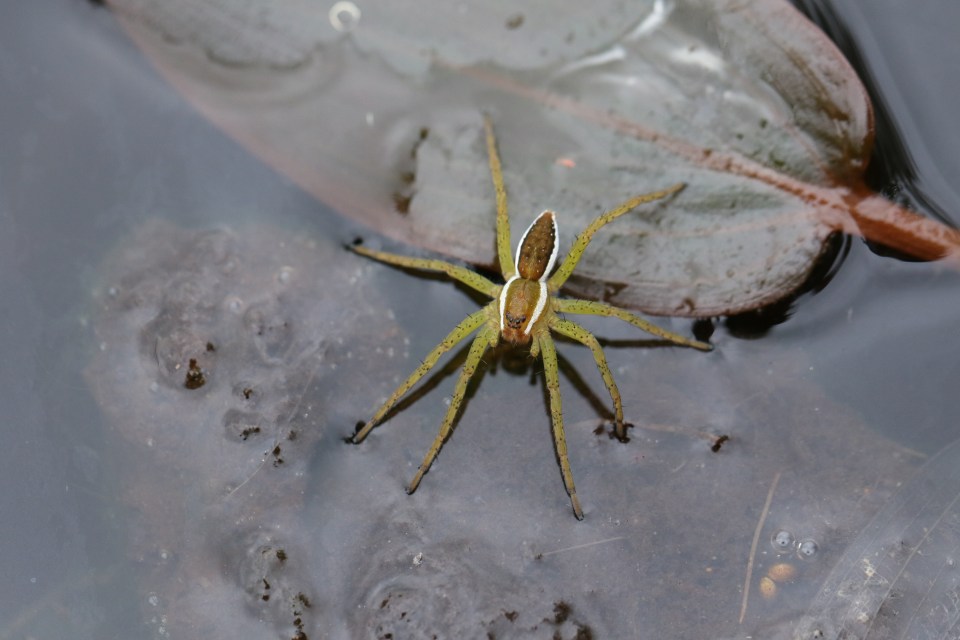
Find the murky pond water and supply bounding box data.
[2,1,959,639]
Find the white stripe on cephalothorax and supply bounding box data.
[524,281,548,335]
[514,210,560,283]
[499,275,519,333]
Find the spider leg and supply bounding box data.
[550,317,627,440]
[537,329,585,520]
[352,307,490,444]
[350,245,499,298]
[554,298,712,351]
[407,324,499,494]
[548,183,686,290]
[483,115,516,280]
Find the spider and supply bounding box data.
[348,116,712,519]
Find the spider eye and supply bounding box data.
[504,311,527,329]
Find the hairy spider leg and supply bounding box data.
[554,298,712,352]
[408,324,500,494]
[548,183,686,291]
[549,317,625,433]
[484,115,515,280]
[349,245,499,298]
[351,307,491,444]
[536,329,584,519]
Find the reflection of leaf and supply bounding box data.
[106,0,959,315]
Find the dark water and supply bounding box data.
[1,1,958,639]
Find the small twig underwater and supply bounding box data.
[739,471,782,624]
[536,536,627,559]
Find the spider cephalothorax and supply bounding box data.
[349,116,711,519]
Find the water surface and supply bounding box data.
[1,1,959,638]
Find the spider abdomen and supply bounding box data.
[516,210,557,281]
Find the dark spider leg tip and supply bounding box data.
[571,496,585,520]
[614,422,634,443]
[344,421,366,444]
[343,237,364,250]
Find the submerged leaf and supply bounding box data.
[105,0,959,315]
[793,437,960,639]
[86,220,919,639]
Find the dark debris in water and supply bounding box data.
[183,357,206,389]
[86,219,394,638]
[711,434,731,453]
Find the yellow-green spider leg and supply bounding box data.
[352,308,490,444]
[549,317,627,439]
[555,298,712,351]
[548,183,686,291]
[537,329,584,520]
[483,115,515,280]
[350,245,499,298]
[408,323,500,494]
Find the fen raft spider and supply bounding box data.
[349,116,712,519]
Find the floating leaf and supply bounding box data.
[105,0,960,316]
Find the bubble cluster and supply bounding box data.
[771,528,820,561]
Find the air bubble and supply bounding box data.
[797,538,819,560]
[329,1,361,32]
[225,296,244,313]
[771,529,794,554]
